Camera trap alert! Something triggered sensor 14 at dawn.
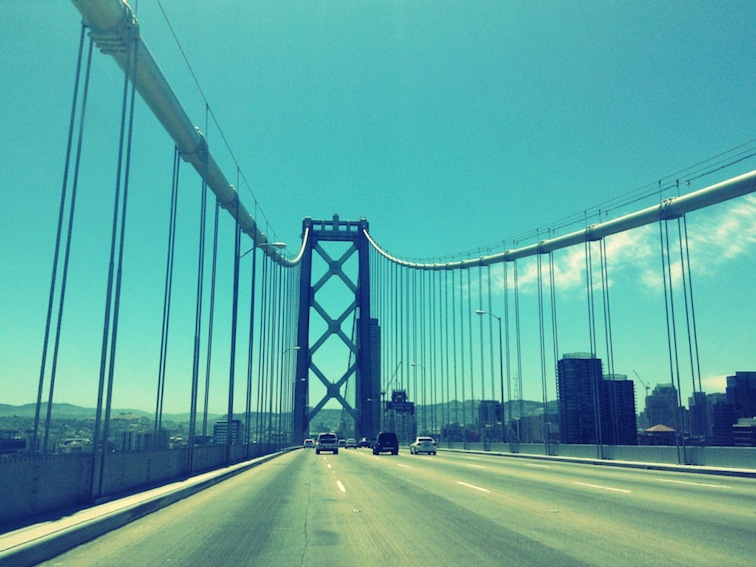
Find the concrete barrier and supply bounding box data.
[0,443,286,528]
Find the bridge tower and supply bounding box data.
[293,216,379,443]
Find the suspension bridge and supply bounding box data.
[2,1,755,564]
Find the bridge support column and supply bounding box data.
[292,216,378,443]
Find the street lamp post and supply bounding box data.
[476,310,508,450]
[281,346,300,448]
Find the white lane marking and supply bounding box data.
[655,478,730,489]
[466,464,486,469]
[327,464,332,469]
[575,482,631,494]
[336,481,346,493]
[526,464,551,468]
[457,481,491,493]
[397,463,410,469]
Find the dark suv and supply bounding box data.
[372,431,399,455]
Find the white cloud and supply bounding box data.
[483,194,756,298]
[701,373,727,393]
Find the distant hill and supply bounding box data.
[0,403,151,419]
[0,399,557,425]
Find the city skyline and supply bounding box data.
[1,2,755,415]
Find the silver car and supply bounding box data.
[316,432,339,454]
[409,436,437,455]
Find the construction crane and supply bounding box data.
[632,370,651,398]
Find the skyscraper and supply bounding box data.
[726,371,756,419]
[646,384,681,430]
[557,355,637,445]
[600,374,637,445]
[557,353,603,444]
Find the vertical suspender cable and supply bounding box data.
[430,270,437,436]
[503,261,513,447]
[661,216,687,463]
[396,263,402,393]
[466,269,475,432]
[255,253,269,445]
[599,236,618,444]
[537,250,548,449]
[584,240,597,356]
[478,266,486,407]
[513,260,523,446]
[442,269,451,441]
[682,213,706,437]
[202,200,220,439]
[419,269,426,433]
[187,134,209,472]
[486,266,495,412]
[451,269,459,429]
[459,269,467,444]
[677,216,698,397]
[259,252,270,447]
[97,31,139,494]
[275,263,286,448]
[36,27,91,455]
[155,148,180,435]
[414,269,420,423]
[404,267,410,394]
[584,237,603,456]
[548,250,559,453]
[266,260,279,446]
[261,252,273,447]
[273,263,284,448]
[245,238,259,454]
[600,238,615,378]
[226,198,242,462]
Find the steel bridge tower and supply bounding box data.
[293,216,379,443]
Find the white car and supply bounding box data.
[409,436,437,455]
[345,437,358,448]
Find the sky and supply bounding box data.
[1,1,755,416]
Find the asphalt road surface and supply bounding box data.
[39,449,756,566]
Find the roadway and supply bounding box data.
[36,448,756,566]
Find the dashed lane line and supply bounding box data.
[575,482,631,494]
[655,478,730,489]
[457,481,491,493]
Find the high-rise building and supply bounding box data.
[557,355,637,445]
[478,400,503,441]
[688,391,709,438]
[478,400,502,427]
[726,371,756,419]
[645,384,681,430]
[213,419,243,445]
[711,402,736,446]
[385,389,416,443]
[600,374,637,445]
[708,372,756,446]
[557,353,603,444]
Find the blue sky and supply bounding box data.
[1,1,754,414]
